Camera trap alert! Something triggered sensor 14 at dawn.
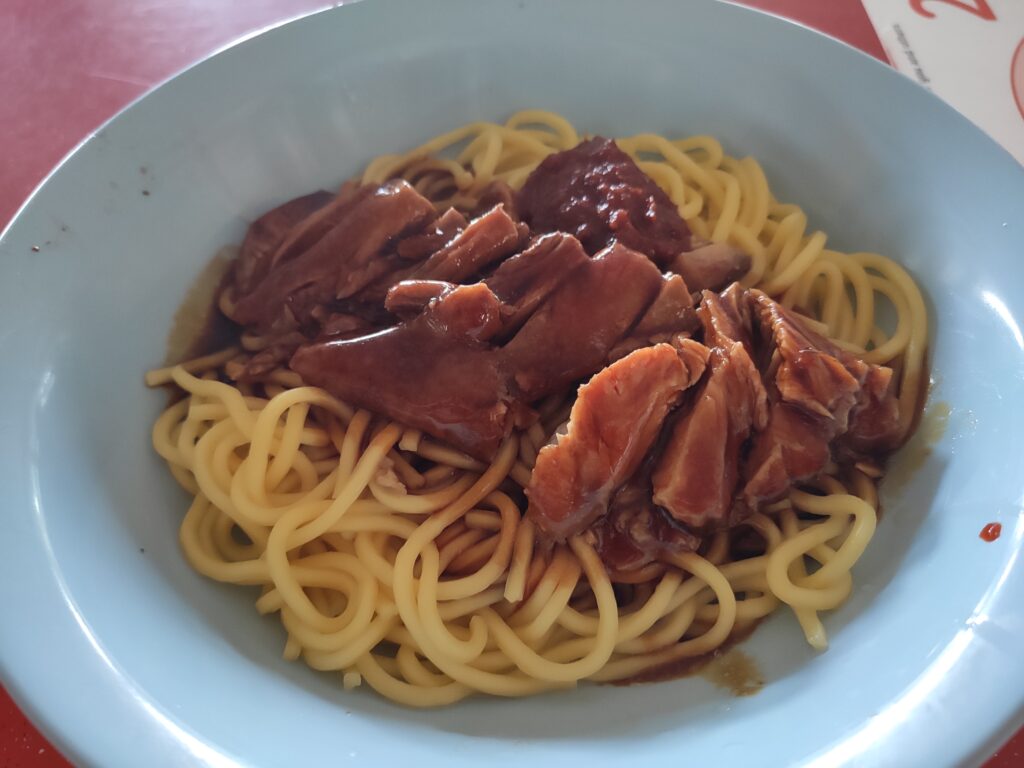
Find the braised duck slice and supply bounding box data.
[411,204,523,283]
[652,290,769,529]
[484,233,591,339]
[231,181,436,331]
[748,290,866,430]
[503,242,665,401]
[590,481,703,575]
[290,237,675,460]
[527,341,709,541]
[668,240,751,294]
[384,280,454,317]
[291,283,513,460]
[233,190,334,296]
[841,365,902,455]
[739,289,901,506]
[609,274,699,361]
[395,208,468,261]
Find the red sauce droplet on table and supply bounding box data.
[980,523,1002,542]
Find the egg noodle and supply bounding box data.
[146,110,927,706]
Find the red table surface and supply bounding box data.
[0,1,1019,766]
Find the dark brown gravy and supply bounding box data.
[163,245,239,366]
[882,398,950,497]
[920,399,951,445]
[613,619,764,693]
[701,648,764,697]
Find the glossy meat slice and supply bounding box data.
[429,283,505,342]
[233,190,334,296]
[384,279,453,317]
[702,282,754,352]
[841,365,901,455]
[739,289,900,505]
[264,180,364,272]
[503,242,665,401]
[230,181,436,331]
[669,240,751,294]
[411,204,523,283]
[527,341,709,541]
[290,283,512,460]
[363,205,526,307]
[518,137,693,265]
[234,180,367,300]
[652,291,768,529]
[289,237,671,459]
[631,275,697,339]
[609,274,698,361]
[590,481,702,575]
[652,345,769,529]
[484,233,590,339]
[741,401,833,506]
[396,208,468,260]
[749,290,865,430]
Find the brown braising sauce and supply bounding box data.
[163,246,239,367]
[701,648,764,697]
[613,619,764,690]
[879,388,947,502]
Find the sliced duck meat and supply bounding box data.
[290,284,513,460]
[841,365,902,455]
[363,205,526,306]
[289,237,673,460]
[669,240,751,294]
[590,481,702,575]
[702,282,754,352]
[230,181,436,332]
[396,208,468,260]
[233,190,334,296]
[748,290,866,431]
[651,290,769,529]
[412,204,523,283]
[652,346,769,530]
[384,280,454,317]
[608,274,699,360]
[738,289,900,505]
[631,275,698,339]
[527,341,709,541]
[484,233,590,339]
[518,137,694,266]
[267,180,364,271]
[503,242,665,401]
[741,401,834,507]
[429,283,505,343]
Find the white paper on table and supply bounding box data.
[860,0,1024,166]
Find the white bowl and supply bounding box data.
[1,1,1023,766]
